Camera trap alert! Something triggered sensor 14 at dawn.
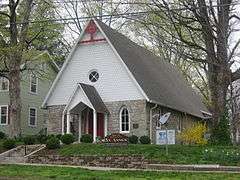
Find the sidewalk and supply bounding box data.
[1,162,240,174]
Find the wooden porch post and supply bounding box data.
[66,112,71,134]
[93,109,97,142]
[104,113,108,137]
[78,111,82,142]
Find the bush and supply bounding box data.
[0,131,6,139]
[47,134,56,140]
[128,135,138,144]
[56,134,62,140]
[3,139,16,149]
[210,112,231,145]
[80,134,93,143]
[23,136,36,145]
[61,134,75,145]
[37,134,48,144]
[139,136,151,144]
[178,123,207,145]
[46,137,60,149]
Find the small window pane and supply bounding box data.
[30,75,37,93]
[1,106,7,124]
[29,108,36,126]
[0,77,9,91]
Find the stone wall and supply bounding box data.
[150,104,203,144]
[26,155,150,169]
[47,105,65,134]
[105,100,148,138]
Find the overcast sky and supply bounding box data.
[0,0,239,70]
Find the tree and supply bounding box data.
[53,0,132,42]
[0,0,63,137]
[132,0,240,127]
[127,18,211,107]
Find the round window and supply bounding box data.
[89,70,99,82]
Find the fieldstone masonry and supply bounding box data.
[105,100,148,138]
[47,100,204,144]
[27,155,150,169]
[151,105,201,144]
[47,105,65,134]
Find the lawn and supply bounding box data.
[0,164,240,180]
[54,144,240,166]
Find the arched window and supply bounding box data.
[120,107,130,133]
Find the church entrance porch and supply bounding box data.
[61,83,109,142]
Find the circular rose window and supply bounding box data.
[89,70,99,82]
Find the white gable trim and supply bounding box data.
[42,19,149,108]
[42,20,91,108]
[94,19,149,102]
[63,84,94,113]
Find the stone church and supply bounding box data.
[42,19,211,143]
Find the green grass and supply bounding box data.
[58,144,240,166]
[0,164,240,180]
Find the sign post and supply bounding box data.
[158,112,171,156]
[165,125,168,156]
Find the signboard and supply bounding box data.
[101,133,128,144]
[156,129,175,145]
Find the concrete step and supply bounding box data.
[0,144,45,164]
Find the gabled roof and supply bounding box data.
[43,18,209,119]
[96,19,209,118]
[79,83,108,113]
[65,83,108,113]
[21,51,60,73]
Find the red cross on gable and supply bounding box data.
[79,20,106,44]
[86,20,97,36]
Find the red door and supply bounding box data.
[88,110,104,138]
[97,113,104,138]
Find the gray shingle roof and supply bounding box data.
[96,19,209,118]
[79,83,108,113]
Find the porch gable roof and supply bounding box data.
[64,83,108,114]
[79,83,109,113]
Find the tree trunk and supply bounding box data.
[208,64,230,126]
[8,54,22,137]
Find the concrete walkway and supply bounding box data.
[0,145,45,164]
[2,162,240,174]
[1,146,240,173]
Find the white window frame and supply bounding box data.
[0,105,8,125]
[29,107,37,127]
[119,106,130,133]
[29,74,38,94]
[0,77,9,92]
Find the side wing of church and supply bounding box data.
[43,19,211,143]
